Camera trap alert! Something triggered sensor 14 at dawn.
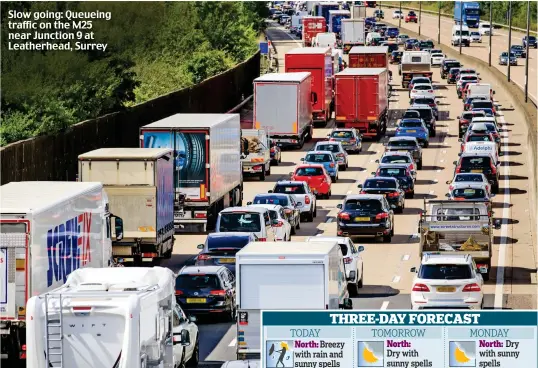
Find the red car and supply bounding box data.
[460,133,495,152]
[405,11,418,23]
[290,164,332,199]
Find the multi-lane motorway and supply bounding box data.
[162,20,537,364]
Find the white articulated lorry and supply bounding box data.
[0,182,123,365]
[26,267,199,368]
[240,129,272,181]
[78,148,175,265]
[140,114,243,233]
[234,241,353,360]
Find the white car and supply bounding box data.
[248,204,292,241]
[397,34,409,45]
[216,206,277,241]
[306,235,365,296]
[409,83,435,100]
[271,180,317,222]
[479,22,493,36]
[430,53,445,66]
[313,141,349,170]
[457,74,479,89]
[470,31,482,43]
[445,182,494,203]
[410,254,484,310]
[172,304,200,367]
[446,173,492,196]
[392,10,404,19]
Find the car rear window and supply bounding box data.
[176,274,220,289]
[412,78,430,84]
[445,62,461,69]
[413,98,435,105]
[207,236,251,250]
[467,135,492,142]
[253,195,289,206]
[274,184,306,194]
[296,167,324,176]
[403,111,420,119]
[472,101,493,108]
[461,156,491,167]
[305,153,332,162]
[379,168,406,176]
[414,109,433,120]
[331,131,353,138]
[390,140,417,147]
[401,122,424,128]
[316,144,340,152]
[219,212,262,232]
[364,179,397,189]
[414,85,432,90]
[344,199,382,212]
[382,155,411,164]
[420,41,434,48]
[418,264,472,280]
[455,174,483,182]
[452,188,486,199]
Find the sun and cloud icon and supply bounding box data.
[358,341,384,367]
[449,341,476,367]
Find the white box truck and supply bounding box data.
[26,267,199,368]
[0,181,123,364]
[78,148,175,265]
[467,83,494,99]
[351,5,367,19]
[235,241,353,360]
[253,72,314,149]
[241,129,272,181]
[140,114,243,233]
[341,18,366,53]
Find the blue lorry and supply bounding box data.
[328,10,351,35]
[454,1,480,28]
[317,2,340,30]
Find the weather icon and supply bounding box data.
[266,340,294,368]
[449,341,476,367]
[358,341,384,367]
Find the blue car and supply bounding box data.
[523,36,537,49]
[510,45,526,58]
[301,150,339,182]
[396,118,430,147]
[404,38,418,50]
[471,107,494,117]
[365,17,376,27]
[386,27,399,38]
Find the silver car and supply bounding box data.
[313,141,349,170]
[326,128,363,154]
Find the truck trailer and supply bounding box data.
[78,148,175,265]
[334,68,389,140]
[348,46,389,68]
[341,19,366,53]
[328,9,351,35]
[26,267,199,368]
[140,114,243,233]
[301,16,327,47]
[400,51,433,88]
[0,181,123,365]
[316,2,340,29]
[285,47,334,125]
[235,241,353,360]
[454,1,480,28]
[351,5,367,19]
[253,72,313,149]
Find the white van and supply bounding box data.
[313,32,337,48]
[366,31,381,46]
[467,83,494,99]
[479,22,493,36]
[452,25,470,47]
[216,206,277,242]
[463,141,499,164]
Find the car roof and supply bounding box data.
[296,163,325,169]
[179,265,225,275]
[220,206,268,214]
[345,194,385,200]
[307,236,348,244]
[409,105,433,110]
[378,163,409,168]
[254,193,289,197]
[401,118,423,122]
[382,151,412,157]
[207,232,254,239]
[365,176,398,182]
[454,172,486,177]
[421,253,472,265]
[316,140,344,146]
[413,83,432,87]
[248,204,283,211]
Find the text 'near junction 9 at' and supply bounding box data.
[0,1,537,368]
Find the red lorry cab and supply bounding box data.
[285,47,334,125]
[348,46,389,68]
[302,16,327,47]
[334,68,388,140]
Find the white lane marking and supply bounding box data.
[392,275,401,283]
[229,338,237,347]
[494,112,511,309]
[442,150,446,154]
[380,301,390,310]
[402,254,410,261]
[347,190,352,194]
[429,190,435,195]
[432,179,438,184]
[326,218,334,224]
[440,159,444,163]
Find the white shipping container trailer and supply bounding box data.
[351,5,366,19]
[341,18,366,53]
[0,181,122,363]
[140,114,243,233]
[235,241,352,360]
[26,267,196,368]
[253,72,314,149]
[78,148,175,265]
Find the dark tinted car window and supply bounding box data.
[455,174,483,182]
[176,274,220,289]
[344,199,382,212]
[381,155,411,164]
[207,236,251,250]
[219,212,262,232]
[471,101,493,109]
[268,210,278,221]
[390,140,418,147]
[400,121,424,128]
[452,188,486,199]
[364,179,397,189]
[414,85,431,90]
[317,144,340,152]
[379,168,406,177]
[403,111,420,119]
[253,195,289,206]
[418,265,472,280]
[461,156,491,167]
[467,135,492,142]
[414,109,433,120]
[413,98,435,105]
[274,184,306,194]
[296,167,324,176]
[462,112,485,119]
[305,153,332,162]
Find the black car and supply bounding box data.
[404,38,418,50]
[176,265,236,320]
[358,177,405,213]
[383,43,399,53]
[390,51,403,64]
[441,60,461,79]
[336,194,394,242]
[374,164,415,198]
[196,232,257,274]
[447,67,461,84]
[510,45,526,58]
[523,35,537,49]
[454,153,500,193]
[411,97,438,119]
[415,40,434,51]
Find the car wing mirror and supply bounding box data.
[246,201,252,205]
[357,184,363,188]
[446,180,451,184]
[494,219,502,229]
[410,267,417,273]
[336,204,342,209]
[453,161,458,165]
[358,246,365,252]
[114,217,124,241]
[445,193,451,198]
[196,244,204,250]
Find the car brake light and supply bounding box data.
[387,192,399,198]
[455,164,462,173]
[195,213,207,219]
[329,138,336,141]
[360,190,367,194]
[330,163,335,168]
[462,283,481,292]
[338,212,350,220]
[454,197,466,201]
[350,139,356,143]
[258,238,267,242]
[375,212,389,220]
[210,290,226,296]
[337,153,344,157]
[175,290,183,295]
[490,162,497,174]
[305,196,311,204]
[412,283,430,292]
[428,90,433,93]
[344,257,353,264]
[412,90,417,93]
[198,254,211,260]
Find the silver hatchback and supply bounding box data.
[327,128,363,154]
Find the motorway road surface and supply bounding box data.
[161,21,537,363]
[376,6,538,104]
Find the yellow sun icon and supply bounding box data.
[362,346,379,363]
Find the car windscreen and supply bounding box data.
[176,274,220,290]
[364,179,397,189]
[344,199,382,213]
[471,101,493,109]
[390,140,417,147]
[452,188,487,199]
[467,135,492,142]
[331,131,353,138]
[454,174,484,182]
[219,212,262,232]
[381,155,411,164]
[253,195,289,206]
[420,41,434,48]
[445,62,461,69]
[400,121,423,128]
[316,144,340,152]
[295,167,324,176]
[379,168,406,177]
[418,264,472,280]
[207,236,251,250]
[305,153,332,162]
[461,156,492,168]
[274,184,306,194]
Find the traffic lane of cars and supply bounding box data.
[372,8,538,102]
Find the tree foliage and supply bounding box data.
[1,1,263,146]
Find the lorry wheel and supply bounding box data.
[259,170,266,181]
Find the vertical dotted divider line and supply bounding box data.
[352,325,355,367]
[443,326,446,367]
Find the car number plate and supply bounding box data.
[219,258,235,264]
[175,211,185,218]
[355,217,370,222]
[471,169,483,173]
[407,130,416,133]
[186,298,207,303]
[437,286,456,293]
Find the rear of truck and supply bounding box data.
[348,47,388,68]
[418,201,496,281]
[334,68,388,140]
[341,19,366,53]
[302,17,326,47]
[401,52,433,88]
[285,49,333,124]
[241,129,271,180]
[78,149,175,264]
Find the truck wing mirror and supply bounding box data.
[246,201,252,205]
[289,172,294,176]
[114,217,124,241]
[453,161,458,165]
